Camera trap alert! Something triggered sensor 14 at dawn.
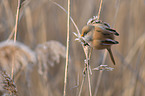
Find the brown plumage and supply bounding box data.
[81,23,119,65]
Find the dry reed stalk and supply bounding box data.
[75,0,105,94]
[63,0,71,96]
[75,30,92,96]
[74,26,94,95]
[50,1,92,96]
[7,0,30,41]
[78,46,93,96]
[25,6,35,45]
[9,0,30,80]
[47,2,84,95]
[50,1,80,35]
[93,50,107,96]
[97,0,103,20]
[76,39,93,96]
[13,0,21,43]
[93,0,120,95]
[7,28,15,41]
[78,74,85,96]
[87,0,104,96]
[77,48,92,96]
[85,47,92,96]
[11,0,21,79]
[78,1,104,95]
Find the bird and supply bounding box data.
[81,22,119,65]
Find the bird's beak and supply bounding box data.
[81,34,84,37]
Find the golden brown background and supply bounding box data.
[0,0,145,96]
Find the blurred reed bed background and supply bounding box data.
[0,0,145,96]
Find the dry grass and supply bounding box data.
[0,71,17,96]
[0,0,145,96]
[35,40,66,81]
[0,40,36,75]
[0,40,66,96]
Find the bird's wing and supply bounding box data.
[105,28,119,36]
[101,39,119,45]
[94,26,119,36]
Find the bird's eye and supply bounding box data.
[81,32,87,37]
[83,32,87,36]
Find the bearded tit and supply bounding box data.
[81,22,119,65]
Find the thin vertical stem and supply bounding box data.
[93,0,121,95]
[50,1,80,35]
[11,0,21,79]
[14,0,20,43]
[78,75,86,96]
[93,0,104,95]
[83,47,92,96]
[63,0,71,96]
[97,0,103,20]
[7,28,15,41]
[93,50,107,96]
[87,48,92,96]
[87,62,92,96]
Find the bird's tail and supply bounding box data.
[107,48,115,65]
